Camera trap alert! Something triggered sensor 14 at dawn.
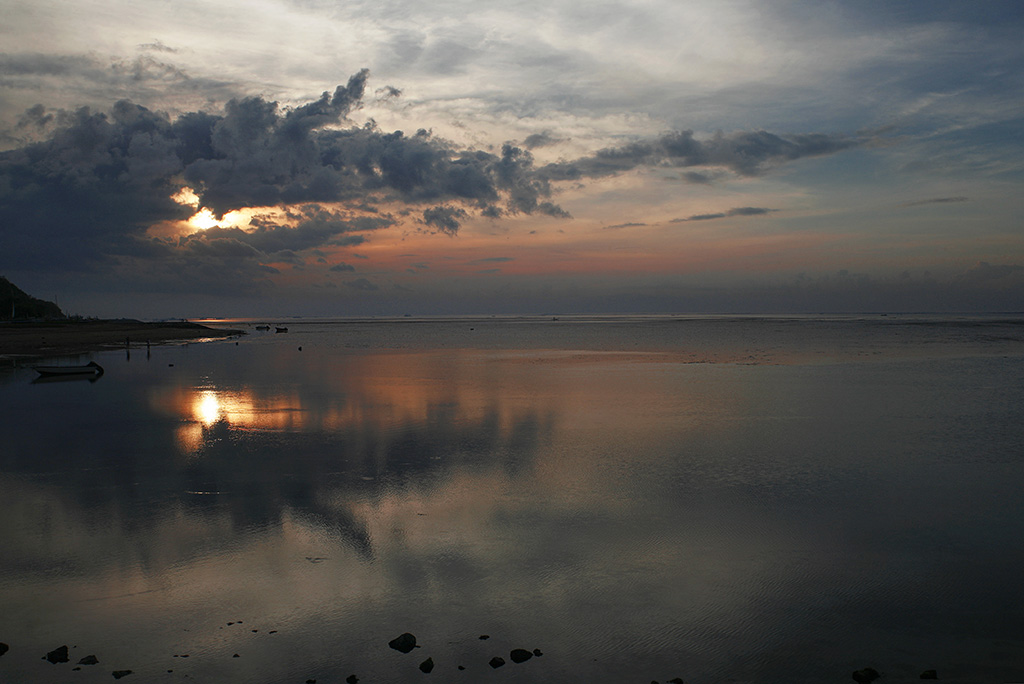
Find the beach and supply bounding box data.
[0,319,241,359]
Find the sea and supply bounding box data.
[1,314,1023,684]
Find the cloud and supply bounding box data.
[138,40,178,54]
[604,222,647,229]
[346,277,379,291]
[671,207,776,222]
[329,262,356,272]
[422,205,468,235]
[523,132,562,149]
[375,85,402,100]
[469,257,513,264]
[539,130,858,181]
[727,206,775,216]
[956,261,1024,284]
[900,196,970,207]
[0,66,850,301]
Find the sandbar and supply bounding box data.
[0,319,242,359]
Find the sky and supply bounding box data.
[1,0,1023,317]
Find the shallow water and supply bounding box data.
[2,316,1024,683]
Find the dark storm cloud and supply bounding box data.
[329,262,356,272]
[539,130,858,181]
[671,207,776,222]
[0,67,853,283]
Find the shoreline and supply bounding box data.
[0,320,243,360]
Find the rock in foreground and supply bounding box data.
[389,633,418,654]
[46,645,69,664]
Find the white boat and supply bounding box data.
[32,361,104,377]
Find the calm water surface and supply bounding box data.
[2,316,1024,683]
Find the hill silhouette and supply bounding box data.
[0,276,64,320]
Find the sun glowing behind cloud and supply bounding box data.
[171,186,201,208]
[189,207,222,231]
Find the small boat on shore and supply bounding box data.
[32,361,104,377]
[275,327,288,333]
[255,325,270,331]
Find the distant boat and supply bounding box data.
[255,325,270,331]
[275,327,288,333]
[32,361,104,377]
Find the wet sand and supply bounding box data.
[0,319,242,358]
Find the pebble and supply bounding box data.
[419,657,434,673]
[112,670,133,679]
[489,657,505,669]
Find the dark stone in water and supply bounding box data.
[0,642,8,657]
[112,670,133,679]
[920,671,938,680]
[79,655,99,665]
[346,675,359,683]
[668,679,685,684]
[73,667,81,671]
[478,635,490,640]
[510,649,532,664]
[533,649,543,657]
[419,657,434,673]
[458,665,465,670]
[46,645,69,663]
[389,633,418,653]
[306,679,316,683]
[853,668,880,683]
[233,653,240,658]
[489,657,505,669]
